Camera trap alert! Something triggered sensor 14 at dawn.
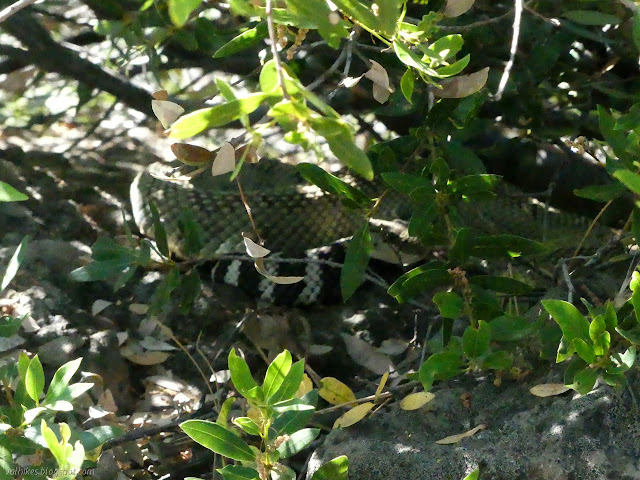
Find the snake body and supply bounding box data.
[131,160,614,305]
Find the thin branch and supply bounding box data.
[265,0,290,99]
[0,0,40,23]
[495,0,523,100]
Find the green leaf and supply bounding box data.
[285,0,350,48]
[589,315,607,342]
[0,439,12,480]
[148,202,169,257]
[463,469,480,480]
[481,350,512,370]
[25,355,45,403]
[613,169,640,196]
[387,266,451,303]
[0,315,22,337]
[341,222,373,302]
[177,209,206,256]
[148,267,181,316]
[176,269,202,314]
[77,425,123,451]
[634,11,640,54]
[427,34,464,61]
[400,69,414,103]
[331,0,396,36]
[471,234,546,257]
[452,175,500,195]
[168,0,202,27]
[276,427,320,458]
[263,350,292,399]
[449,228,472,264]
[382,172,434,198]
[573,183,626,202]
[0,182,28,202]
[603,302,618,330]
[616,324,640,344]
[562,10,621,26]
[311,455,349,480]
[228,349,259,399]
[570,367,598,394]
[542,300,591,343]
[180,420,255,461]
[462,321,491,359]
[296,163,372,209]
[44,358,82,405]
[268,359,304,404]
[598,106,630,162]
[469,275,533,295]
[488,315,537,341]
[68,259,126,282]
[170,92,272,139]
[394,40,437,77]
[572,338,596,364]
[434,54,470,77]
[418,350,463,391]
[214,23,269,58]
[233,417,261,436]
[1,236,28,292]
[308,117,374,180]
[432,291,463,319]
[271,404,315,435]
[217,465,261,480]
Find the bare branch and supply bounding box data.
[0,0,40,23]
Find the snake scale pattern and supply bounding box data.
[130,159,611,305]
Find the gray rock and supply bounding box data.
[307,370,640,480]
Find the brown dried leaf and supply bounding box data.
[530,383,570,397]
[433,67,489,98]
[91,299,112,316]
[152,100,184,128]
[243,235,270,258]
[151,90,169,100]
[341,333,395,375]
[444,0,475,17]
[436,424,486,444]
[364,60,392,103]
[171,143,214,166]
[120,344,170,365]
[211,142,236,176]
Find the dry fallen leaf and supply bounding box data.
[152,99,184,129]
[91,299,112,316]
[128,303,149,315]
[341,333,395,375]
[375,372,389,399]
[433,67,489,99]
[171,143,214,166]
[333,402,374,429]
[379,338,409,356]
[436,424,486,445]
[530,383,571,397]
[296,374,314,398]
[364,60,392,103]
[151,90,169,100]
[254,258,304,285]
[211,142,236,176]
[400,392,435,411]
[319,377,357,405]
[444,0,475,17]
[120,344,170,365]
[243,235,270,258]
